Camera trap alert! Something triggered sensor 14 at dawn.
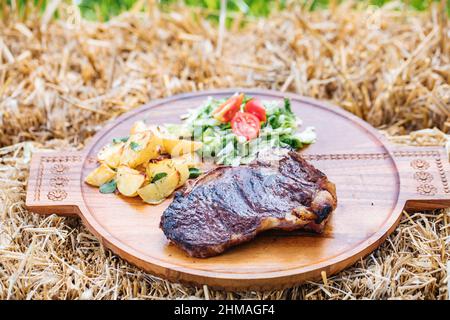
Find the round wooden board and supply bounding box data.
[26,89,450,290]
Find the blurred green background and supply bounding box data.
[80,0,448,20]
[4,0,449,21]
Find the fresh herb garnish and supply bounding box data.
[268,115,281,129]
[113,136,129,144]
[219,122,232,130]
[283,98,293,114]
[188,168,202,179]
[130,141,142,151]
[99,180,117,194]
[151,172,167,183]
[280,135,303,150]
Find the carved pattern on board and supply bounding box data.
[50,176,69,188]
[306,150,449,195]
[410,159,430,170]
[42,155,83,163]
[34,155,83,202]
[35,159,44,201]
[302,153,389,161]
[406,156,449,196]
[303,150,442,161]
[413,172,433,183]
[409,159,433,195]
[417,184,437,196]
[47,189,68,201]
[392,150,440,158]
[51,163,69,175]
[435,158,449,193]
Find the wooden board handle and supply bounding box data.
[26,151,85,216]
[392,146,450,211]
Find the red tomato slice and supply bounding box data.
[231,112,261,140]
[244,98,266,122]
[212,93,244,123]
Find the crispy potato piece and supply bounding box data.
[162,138,202,157]
[163,138,202,156]
[130,121,148,134]
[146,159,177,182]
[120,131,161,168]
[155,171,180,198]
[85,164,116,187]
[173,162,189,188]
[97,142,124,168]
[116,166,145,197]
[172,152,202,168]
[137,168,180,204]
[137,183,165,205]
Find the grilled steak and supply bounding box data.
[160,151,337,258]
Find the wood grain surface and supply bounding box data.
[25,89,450,290]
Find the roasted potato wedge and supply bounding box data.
[173,162,189,188]
[85,164,116,187]
[172,152,202,168]
[162,138,202,157]
[146,159,177,182]
[116,166,145,197]
[97,142,124,168]
[138,169,180,204]
[155,171,180,197]
[137,183,165,205]
[120,131,161,168]
[130,120,148,134]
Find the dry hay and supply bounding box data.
[0,1,449,299]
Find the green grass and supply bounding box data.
[3,0,449,21]
[79,0,136,21]
[81,0,448,21]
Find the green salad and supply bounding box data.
[165,93,316,166]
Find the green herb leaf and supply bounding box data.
[112,136,129,144]
[280,135,303,150]
[130,141,142,151]
[188,168,202,179]
[151,172,167,183]
[219,122,231,130]
[268,115,281,129]
[283,98,293,114]
[99,180,117,194]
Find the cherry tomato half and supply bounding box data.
[244,98,266,122]
[231,112,261,140]
[212,93,244,123]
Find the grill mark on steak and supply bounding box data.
[160,151,337,258]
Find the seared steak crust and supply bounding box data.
[160,151,337,258]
